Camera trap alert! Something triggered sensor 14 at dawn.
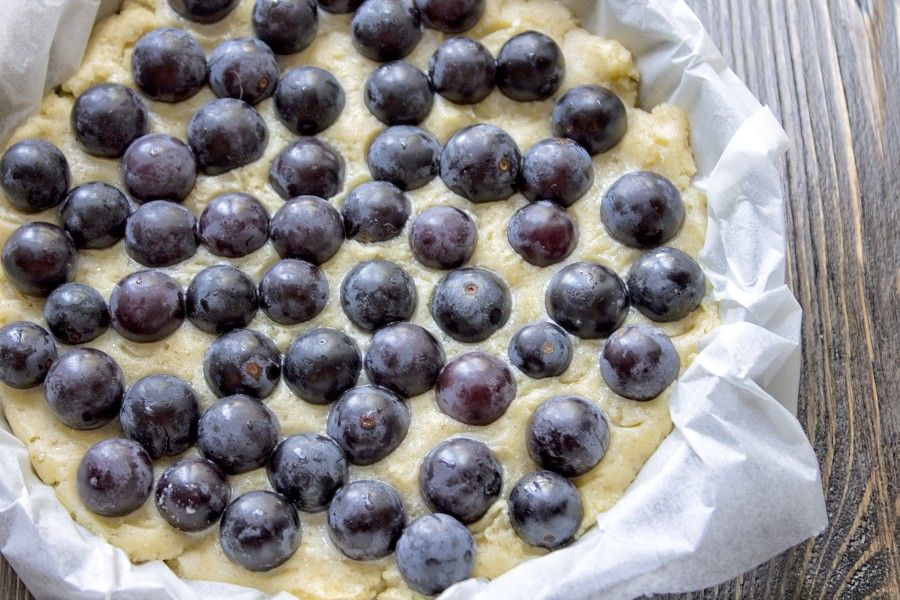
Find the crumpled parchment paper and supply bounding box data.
[0,1,828,599]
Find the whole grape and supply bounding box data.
[364,322,445,398]
[43,283,110,345]
[258,259,328,325]
[120,374,200,459]
[545,261,628,339]
[430,267,510,342]
[506,201,578,267]
[275,67,346,135]
[121,133,197,203]
[508,470,583,549]
[440,124,521,203]
[219,490,301,571]
[419,437,502,523]
[326,385,410,465]
[283,328,361,404]
[341,181,410,243]
[44,348,124,430]
[155,458,231,532]
[267,433,348,512]
[526,395,609,476]
[395,513,475,595]
[1,222,76,297]
[59,182,130,250]
[415,0,484,33]
[364,61,433,126]
[428,36,495,105]
[253,0,319,55]
[327,479,406,559]
[125,200,198,268]
[435,352,516,426]
[198,192,269,258]
[496,31,564,102]
[0,321,57,389]
[318,0,362,12]
[208,38,279,105]
[76,438,153,517]
[131,28,207,103]
[340,260,416,332]
[186,265,259,334]
[70,84,147,158]
[507,321,572,379]
[188,98,269,175]
[203,328,281,399]
[366,125,440,191]
[552,85,628,155]
[351,0,422,62]
[409,206,476,270]
[109,270,185,343]
[0,139,69,213]
[520,137,594,206]
[198,395,280,474]
[269,139,345,200]
[168,0,240,23]
[598,324,680,401]
[601,171,685,249]
[627,247,706,322]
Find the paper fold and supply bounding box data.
[0,1,827,599]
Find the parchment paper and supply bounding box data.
[0,1,828,598]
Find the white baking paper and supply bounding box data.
[0,1,828,598]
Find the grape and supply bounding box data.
[188,98,269,175]
[282,328,361,404]
[520,137,594,206]
[44,348,124,430]
[601,171,685,249]
[598,324,680,401]
[430,267,510,342]
[186,264,259,334]
[131,28,207,103]
[419,437,501,523]
[506,200,578,267]
[428,36,495,105]
[408,206,476,270]
[496,31,564,102]
[395,513,475,595]
[70,84,147,158]
[366,125,440,191]
[526,395,609,476]
[364,322,444,398]
[168,0,240,23]
[208,38,280,105]
[125,200,198,268]
[627,247,706,322]
[351,0,422,62]
[43,283,110,344]
[317,0,362,13]
[121,133,197,203]
[435,352,516,426]
[508,470,582,549]
[545,261,628,339]
[0,139,69,213]
[269,195,344,264]
[340,260,416,332]
[120,374,200,459]
[326,385,410,465]
[109,270,185,343]
[364,61,433,126]
[1,222,76,297]
[76,438,153,517]
[219,490,301,571]
[507,321,572,379]
[276,66,345,135]
[552,85,627,155]
[341,181,410,243]
[267,433,348,512]
[198,394,280,474]
[0,321,57,389]
[327,479,406,559]
[198,192,269,258]
[253,0,319,55]
[59,182,130,250]
[203,328,281,399]
[414,0,484,34]
[269,139,345,200]
[440,124,521,203]
[155,458,231,532]
[258,259,328,325]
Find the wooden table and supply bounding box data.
[2,1,898,598]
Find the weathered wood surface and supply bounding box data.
[2,0,898,598]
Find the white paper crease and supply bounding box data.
[0,0,828,598]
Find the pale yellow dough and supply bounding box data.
[0,0,717,598]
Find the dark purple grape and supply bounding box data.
[267,433,348,512]
[364,322,444,398]
[131,28,207,103]
[326,385,410,465]
[198,395,280,474]
[366,125,440,191]
[275,67,345,135]
[0,321,57,389]
[270,195,344,264]
[496,31,564,102]
[318,0,362,12]
[208,38,280,105]
[409,206,476,270]
[0,139,69,213]
[545,262,628,339]
[253,0,319,55]
[269,139,345,199]
[122,133,197,203]
[341,181,410,243]
[70,84,147,158]
[198,192,269,258]
[258,259,328,325]
[155,458,230,532]
[415,0,484,33]
[508,321,572,379]
[508,470,582,549]
[188,98,269,175]
[1,222,76,297]
[420,437,501,524]
[440,124,521,203]
[220,491,301,571]
[552,85,627,155]
[507,200,577,267]
[601,171,685,249]
[109,270,185,343]
[120,374,200,459]
[526,395,609,476]
[627,247,705,322]
[435,352,515,425]
[203,329,281,399]
[76,438,153,517]
[43,283,110,344]
[168,0,240,23]
[520,137,594,206]
[340,260,416,332]
[125,200,198,267]
[59,182,130,249]
[599,324,680,401]
[430,267,510,343]
[395,513,475,595]
[44,348,124,430]
[186,265,258,334]
[351,0,422,62]
[364,61,433,126]
[428,36,495,105]
[283,328,360,404]
[327,480,405,559]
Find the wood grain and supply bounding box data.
[1,0,898,599]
